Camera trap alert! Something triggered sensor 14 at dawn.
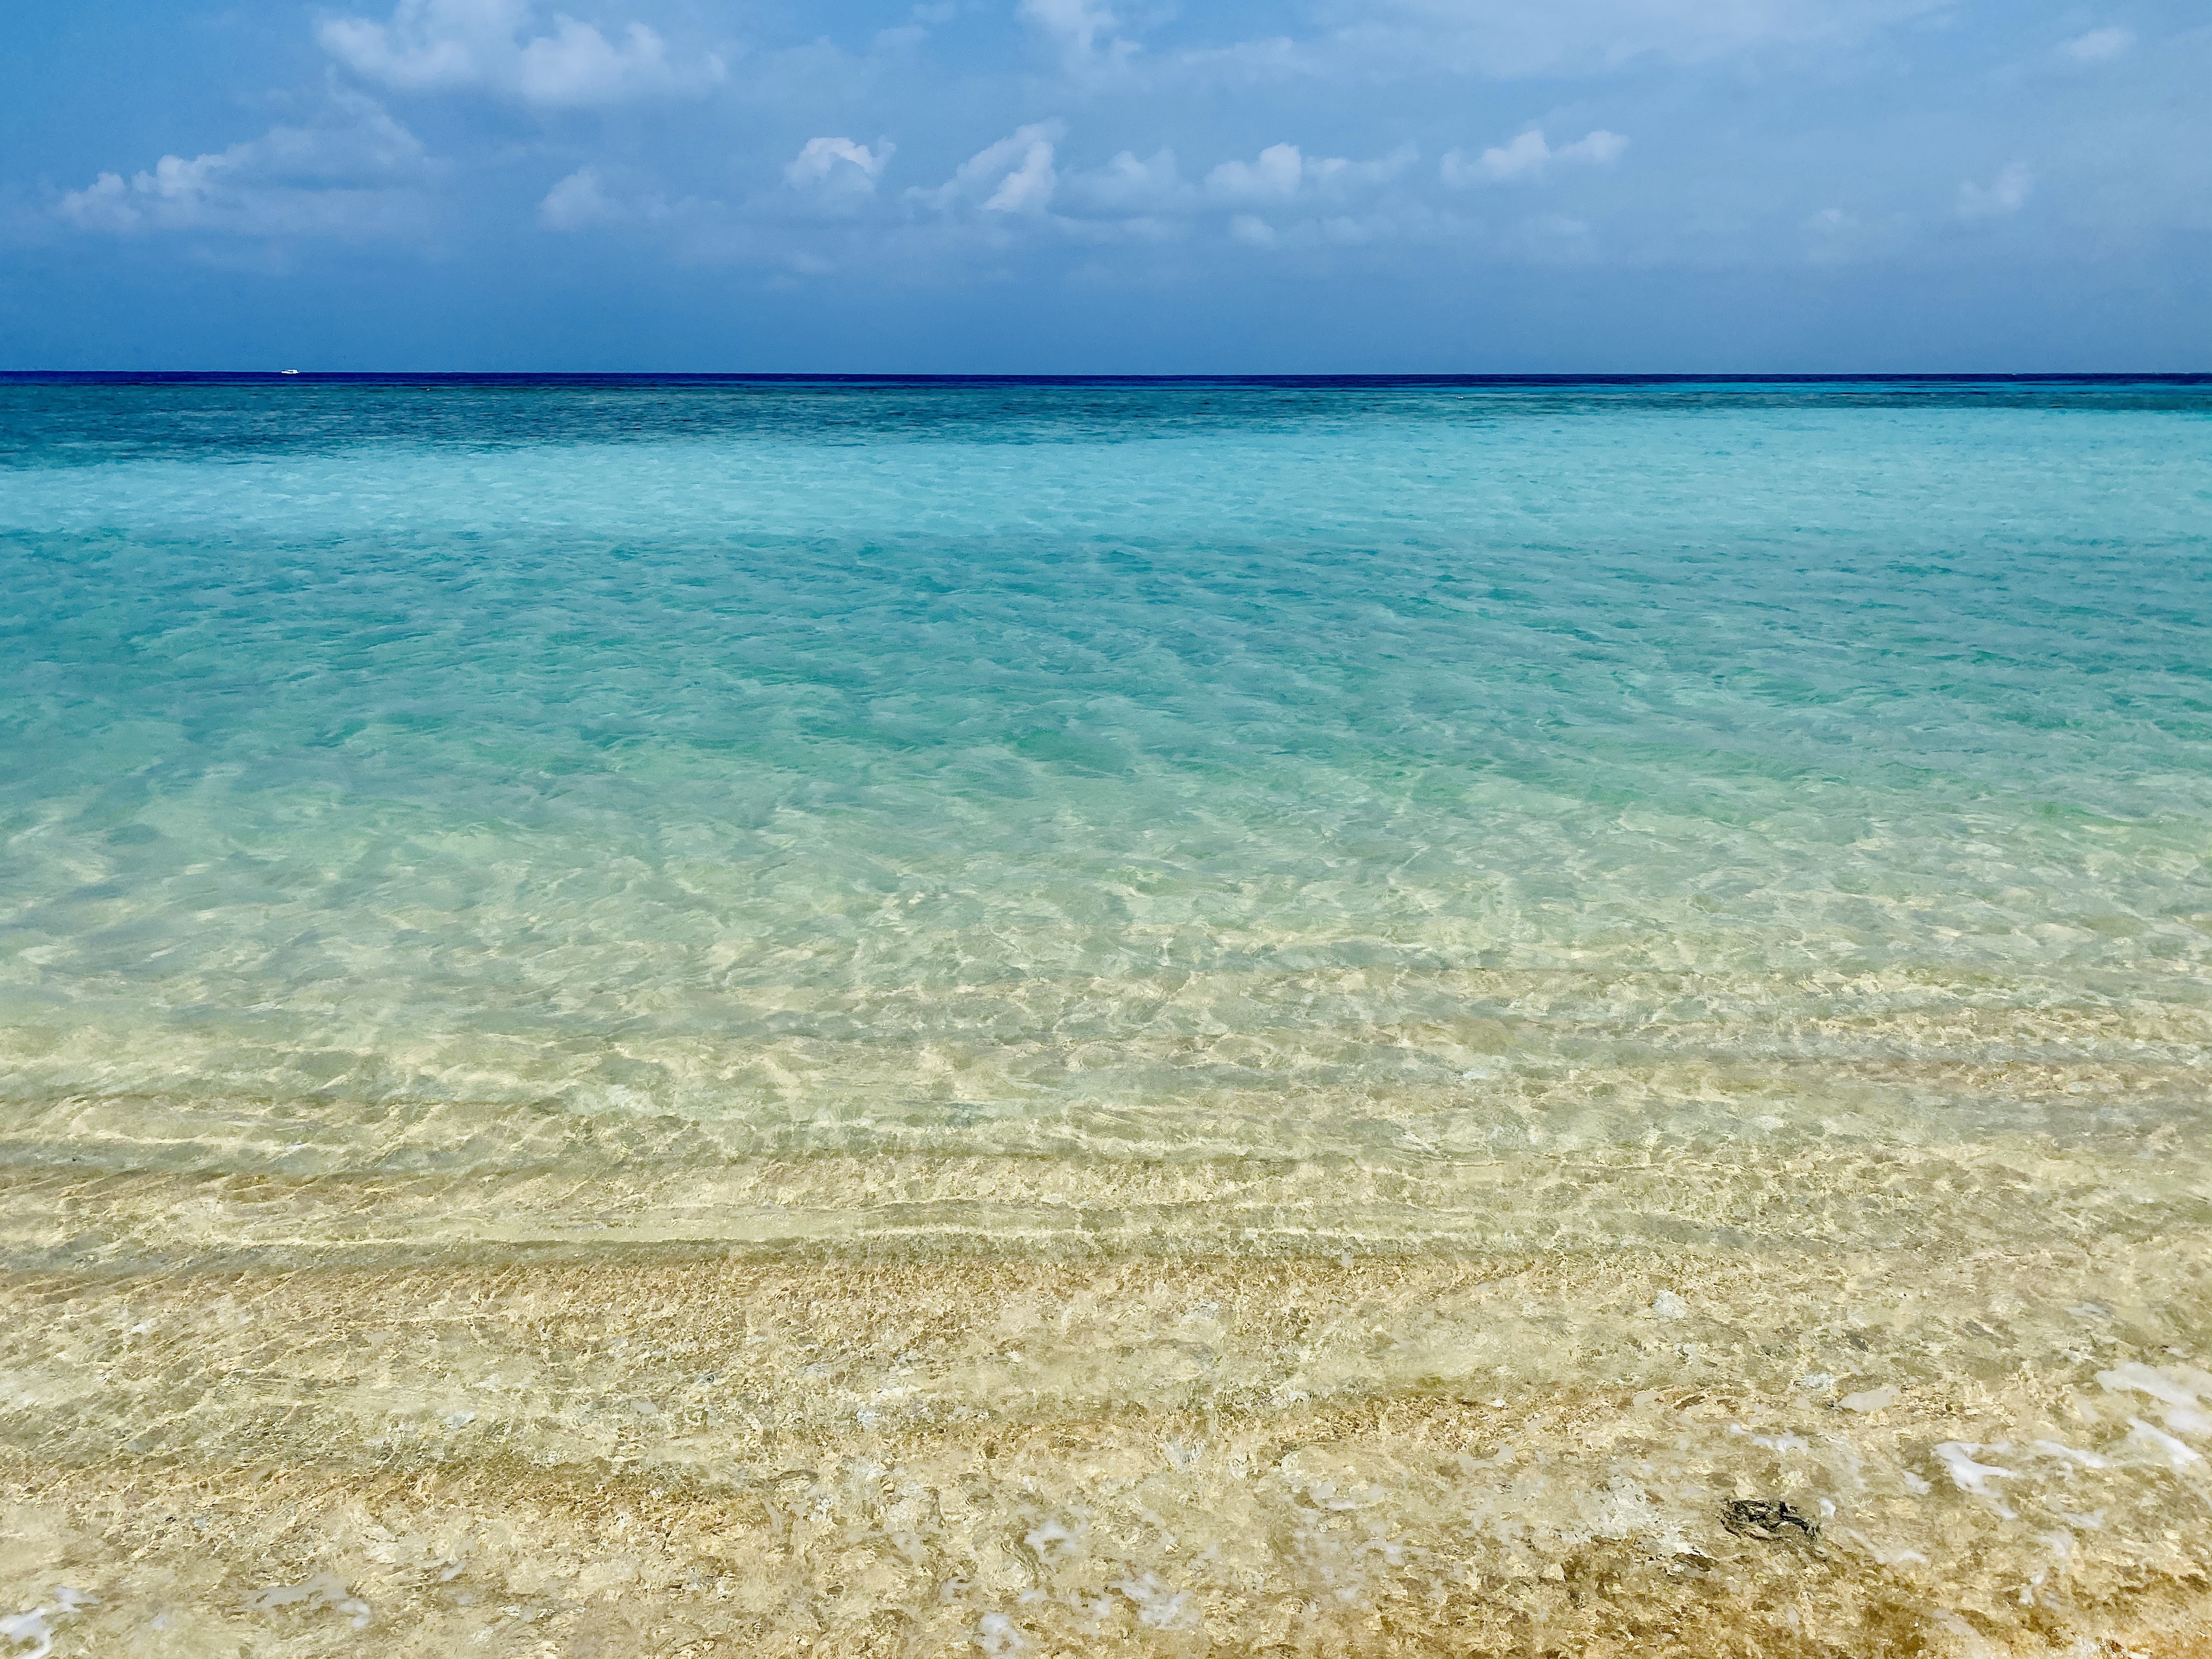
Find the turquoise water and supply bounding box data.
[4,377,2212,1654]
[5,380,2208,1172]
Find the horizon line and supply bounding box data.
[4,370,2209,386]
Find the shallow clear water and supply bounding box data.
[2,377,2210,1656]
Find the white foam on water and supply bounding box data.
[0,1612,52,1659]
[1112,1573,1197,1631]
[2096,1363,2209,1407]
[0,1591,91,1659]
[2122,1418,2203,1473]
[2029,1440,2110,1469]
[1933,1443,2021,1517]
[1839,1384,1898,1413]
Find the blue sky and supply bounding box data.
[2,0,2206,371]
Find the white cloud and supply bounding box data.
[1561,128,1628,164]
[1958,161,2032,219]
[786,137,894,193]
[1206,198,1468,256]
[1470,129,1547,180]
[1206,143,1306,201]
[57,92,435,239]
[1063,148,1184,214]
[1030,139,1418,245]
[537,164,763,239]
[320,0,722,106]
[539,165,623,227]
[2059,26,2134,64]
[909,122,1063,215]
[1018,0,1137,71]
[1306,146,1420,193]
[1441,127,1626,185]
[986,143,1057,212]
[1204,142,1417,204]
[537,166,721,241]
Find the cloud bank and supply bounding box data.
[319,0,723,105]
[787,139,895,194]
[911,123,1066,216]
[1441,127,1627,185]
[59,93,434,240]
[32,0,2209,313]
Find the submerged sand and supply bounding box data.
[5,1145,2212,1656]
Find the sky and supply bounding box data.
[1,0,2207,371]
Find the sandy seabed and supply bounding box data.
[5,1172,2212,1657]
